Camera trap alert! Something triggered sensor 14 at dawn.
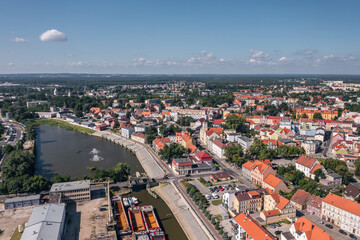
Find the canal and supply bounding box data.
[124,187,188,240]
[35,124,144,178]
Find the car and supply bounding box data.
[185,173,191,177]
[163,175,169,179]
[273,223,281,227]
[325,224,333,229]
[268,224,276,228]
[339,230,347,235]
[205,195,211,200]
[275,231,282,235]
[349,234,356,239]
[220,188,224,191]
[315,219,324,224]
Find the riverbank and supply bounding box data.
[153,183,210,240]
[93,131,165,179]
[34,119,95,135]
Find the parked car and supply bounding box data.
[339,230,347,235]
[315,219,324,224]
[209,188,214,192]
[205,195,211,200]
[211,193,219,199]
[273,223,281,227]
[349,234,356,239]
[275,231,282,235]
[220,187,224,191]
[325,224,333,229]
[268,224,276,228]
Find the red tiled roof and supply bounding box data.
[263,174,282,188]
[291,189,311,206]
[233,213,275,240]
[309,163,322,174]
[293,217,334,240]
[242,161,254,170]
[195,151,212,161]
[276,196,290,210]
[296,155,316,169]
[323,193,360,216]
[262,209,281,217]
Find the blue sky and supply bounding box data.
[1,0,360,74]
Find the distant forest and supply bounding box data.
[1,74,360,88]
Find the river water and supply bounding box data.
[35,125,144,178]
[124,187,188,240]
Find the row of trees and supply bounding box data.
[225,140,305,167]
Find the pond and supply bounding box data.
[35,125,144,178]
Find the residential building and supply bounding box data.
[262,174,289,193]
[241,161,253,181]
[233,212,275,240]
[236,136,253,150]
[233,189,265,214]
[131,132,146,144]
[290,189,311,210]
[321,193,360,237]
[344,182,360,201]
[134,125,146,132]
[295,155,325,179]
[319,173,342,187]
[301,140,317,155]
[281,217,334,240]
[21,203,66,240]
[4,194,41,210]
[306,195,322,218]
[121,127,135,138]
[250,160,276,186]
[50,180,91,203]
[222,192,235,212]
[209,139,228,159]
[262,191,296,224]
[296,109,338,120]
[26,100,50,108]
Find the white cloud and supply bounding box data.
[11,37,28,43]
[248,49,273,65]
[8,62,15,67]
[278,56,288,62]
[40,29,67,42]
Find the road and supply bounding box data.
[0,121,23,147]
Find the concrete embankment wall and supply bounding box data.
[154,183,211,240]
[92,131,165,179]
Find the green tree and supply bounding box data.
[158,143,186,163]
[224,145,245,166]
[224,115,246,132]
[313,112,323,119]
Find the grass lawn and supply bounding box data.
[212,199,222,206]
[35,119,95,135]
[10,224,25,240]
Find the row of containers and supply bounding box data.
[112,195,166,240]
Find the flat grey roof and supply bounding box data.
[27,203,65,227]
[5,194,41,204]
[21,203,65,240]
[50,180,90,193]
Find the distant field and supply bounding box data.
[35,119,95,135]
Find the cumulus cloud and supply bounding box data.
[40,29,67,42]
[278,56,289,62]
[11,37,28,43]
[248,49,273,65]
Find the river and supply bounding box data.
[35,125,144,178]
[124,187,187,240]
